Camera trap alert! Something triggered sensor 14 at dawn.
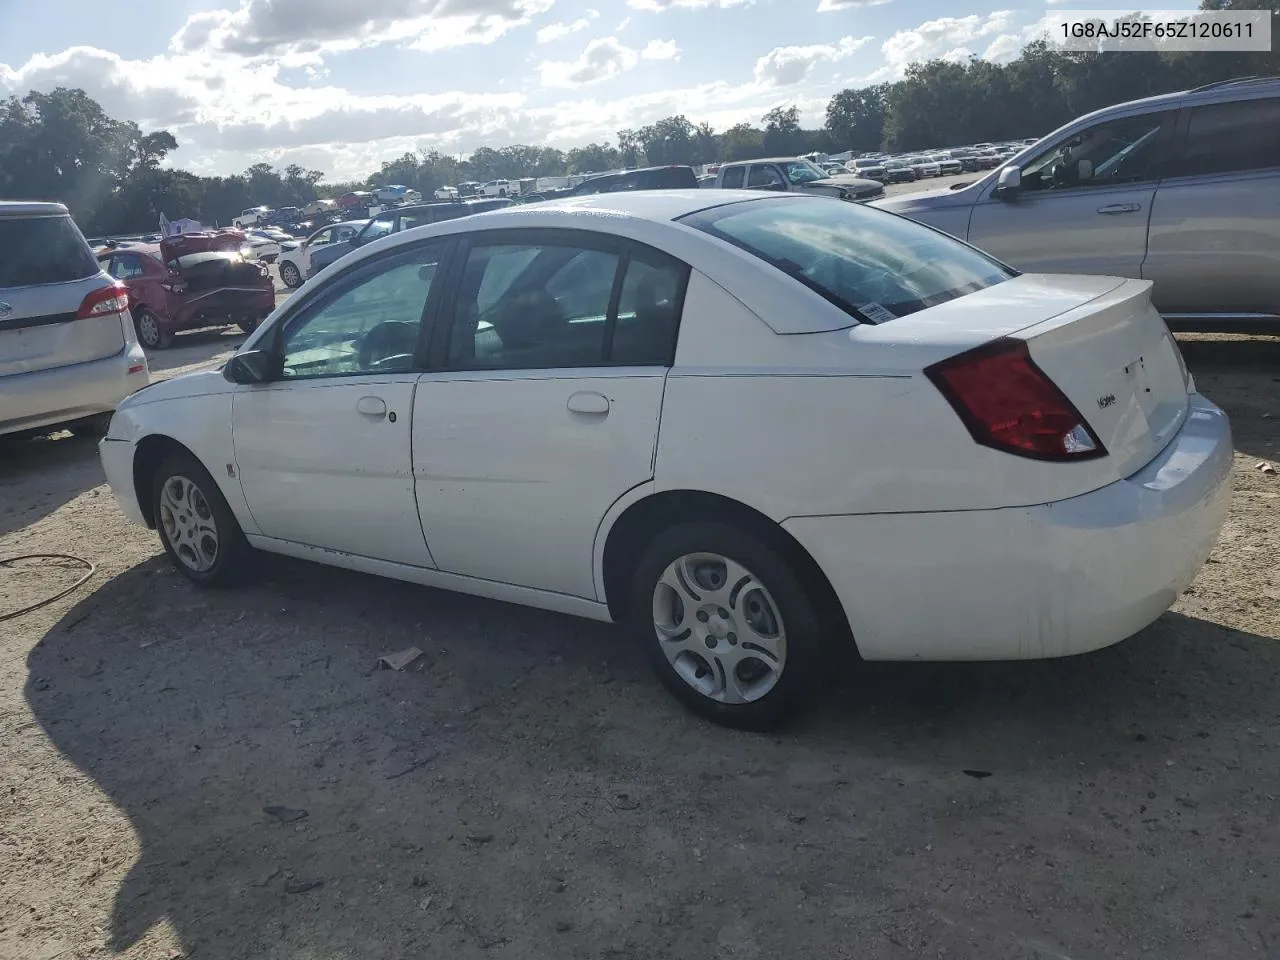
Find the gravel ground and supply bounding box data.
[1,294,1278,956]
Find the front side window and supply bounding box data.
[1020,112,1171,191]
[1174,97,1280,178]
[360,216,395,244]
[683,197,1012,324]
[448,242,620,369]
[720,167,745,189]
[309,228,334,247]
[280,244,445,378]
[747,165,786,189]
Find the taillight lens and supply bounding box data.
[78,283,130,319]
[925,338,1106,462]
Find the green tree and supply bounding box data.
[761,106,803,156]
[825,85,889,151]
[720,123,764,161]
[566,142,621,174]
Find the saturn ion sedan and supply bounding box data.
[99,190,1231,729]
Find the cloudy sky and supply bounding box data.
[0,1,1196,181]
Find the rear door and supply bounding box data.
[0,214,121,378]
[967,109,1175,278]
[1144,94,1280,315]
[412,230,688,599]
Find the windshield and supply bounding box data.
[0,215,100,287]
[784,160,828,185]
[681,197,1012,324]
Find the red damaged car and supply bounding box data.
[96,231,275,350]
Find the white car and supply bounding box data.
[434,186,460,201]
[232,206,271,229]
[2,201,149,438]
[276,220,367,289]
[242,231,282,263]
[98,191,1230,729]
[479,180,514,197]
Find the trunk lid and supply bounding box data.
[159,230,245,263]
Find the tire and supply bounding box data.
[628,521,828,731]
[69,413,113,439]
[134,308,172,350]
[237,317,260,334]
[151,452,250,587]
[279,260,302,288]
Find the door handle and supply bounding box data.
[567,391,610,415]
[1097,203,1141,215]
[356,395,387,418]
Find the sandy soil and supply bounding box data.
[0,332,1277,960]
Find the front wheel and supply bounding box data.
[628,521,828,730]
[279,259,302,288]
[152,452,250,586]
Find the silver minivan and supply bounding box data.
[0,202,150,438]
[874,77,1280,320]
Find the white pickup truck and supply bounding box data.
[714,158,884,202]
[231,206,271,229]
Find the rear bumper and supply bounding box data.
[170,288,275,331]
[0,345,149,437]
[784,394,1233,661]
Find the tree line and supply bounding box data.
[0,0,1273,236]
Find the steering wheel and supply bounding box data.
[358,321,419,370]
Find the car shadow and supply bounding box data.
[1178,333,1280,465]
[0,432,104,537]
[24,552,1280,958]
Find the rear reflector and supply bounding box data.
[78,284,130,319]
[128,363,146,375]
[925,337,1106,462]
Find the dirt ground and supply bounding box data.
[1,331,1278,960]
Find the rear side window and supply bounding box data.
[720,167,745,189]
[0,215,100,287]
[682,198,1013,324]
[1174,97,1280,177]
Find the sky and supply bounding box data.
[0,0,1202,181]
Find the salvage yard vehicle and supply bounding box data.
[99,190,1230,730]
[715,158,884,201]
[232,206,271,229]
[873,77,1280,321]
[277,220,368,289]
[99,232,275,350]
[1,201,149,438]
[568,165,699,195]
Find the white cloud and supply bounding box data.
[817,0,891,10]
[535,17,594,43]
[641,39,681,60]
[617,16,632,30]
[628,0,750,11]
[171,0,554,58]
[538,37,641,88]
[753,35,873,86]
[876,11,1018,79]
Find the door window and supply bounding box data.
[720,167,745,189]
[1173,97,1280,177]
[447,241,622,369]
[1019,112,1172,191]
[309,228,333,248]
[110,254,145,279]
[359,216,395,244]
[611,252,687,366]
[279,244,446,379]
[747,165,786,190]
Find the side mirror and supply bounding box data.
[1076,158,1095,181]
[224,349,278,384]
[995,165,1022,199]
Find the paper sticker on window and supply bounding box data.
[859,301,896,324]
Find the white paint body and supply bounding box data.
[99,191,1232,661]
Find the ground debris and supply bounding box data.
[377,646,424,671]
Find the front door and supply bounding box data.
[232,240,449,567]
[967,110,1175,278]
[413,232,689,599]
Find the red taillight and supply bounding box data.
[78,284,130,319]
[925,338,1105,462]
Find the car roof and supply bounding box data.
[0,200,70,218]
[723,157,810,165]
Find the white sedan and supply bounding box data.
[98,191,1231,729]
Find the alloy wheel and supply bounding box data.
[159,475,220,573]
[651,553,787,704]
[137,312,161,349]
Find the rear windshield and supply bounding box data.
[0,215,100,287]
[681,197,1013,323]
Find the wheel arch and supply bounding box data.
[131,434,202,529]
[598,488,855,653]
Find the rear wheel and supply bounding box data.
[152,452,249,587]
[279,260,302,288]
[628,521,828,730]
[237,317,261,334]
[134,308,172,350]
